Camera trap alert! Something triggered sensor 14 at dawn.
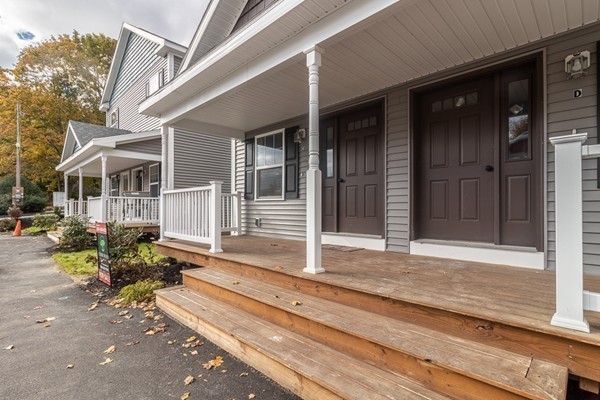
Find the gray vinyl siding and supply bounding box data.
[546,28,598,275]
[173,56,183,75]
[116,137,162,156]
[173,130,232,192]
[236,118,308,239]
[107,33,168,133]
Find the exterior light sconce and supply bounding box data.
[565,51,590,79]
[294,128,306,144]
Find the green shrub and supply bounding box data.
[0,219,16,232]
[117,279,164,305]
[0,175,47,214]
[107,222,143,261]
[59,215,92,251]
[33,214,60,231]
[21,195,47,213]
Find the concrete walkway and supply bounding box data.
[0,235,298,400]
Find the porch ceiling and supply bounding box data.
[167,0,600,134]
[66,152,160,177]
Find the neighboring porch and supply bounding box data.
[156,235,600,398]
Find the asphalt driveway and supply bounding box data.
[0,235,298,400]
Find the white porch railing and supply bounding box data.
[162,181,241,253]
[550,131,600,333]
[87,196,160,225]
[64,199,87,218]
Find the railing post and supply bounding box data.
[233,191,242,236]
[101,194,107,223]
[549,132,589,333]
[209,181,223,253]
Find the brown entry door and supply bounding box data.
[416,62,540,249]
[322,104,384,236]
[417,77,496,242]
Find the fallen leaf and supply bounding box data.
[186,336,197,343]
[249,394,256,399]
[126,341,140,346]
[4,345,14,350]
[66,364,74,369]
[145,330,156,336]
[231,281,239,285]
[203,355,223,370]
[23,315,30,319]
[167,340,175,345]
[184,375,194,385]
[109,320,123,324]
[124,314,133,320]
[99,358,113,365]
[43,323,51,328]
[291,301,302,306]
[190,350,198,355]
[181,393,190,400]
[33,306,43,310]
[221,369,227,373]
[274,265,284,270]
[153,314,164,321]
[88,302,98,311]
[36,317,56,323]
[240,372,248,377]
[104,345,116,354]
[118,310,129,316]
[144,311,154,319]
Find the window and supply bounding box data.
[149,164,160,197]
[120,172,130,195]
[255,130,284,199]
[109,109,119,128]
[146,69,164,97]
[133,168,144,191]
[110,176,119,197]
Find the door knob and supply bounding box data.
[485,165,494,172]
[337,178,345,183]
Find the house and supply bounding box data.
[56,23,232,229]
[140,1,600,398]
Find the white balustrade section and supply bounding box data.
[550,131,600,333]
[162,182,241,253]
[87,197,104,223]
[64,199,87,218]
[106,197,160,224]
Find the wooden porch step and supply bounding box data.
[181,268,568,400]
[157,286,453,400]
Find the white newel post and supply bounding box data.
[64,174,69,211]
[209,181,223,253]
[101,156,108,222]
[159,126,169,241]
[233,191,241,236]
[549,133,589,333]
[304,46,325,274]
[78,168,84,216]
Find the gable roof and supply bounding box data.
[178,0,248,73]
[61,121,132,162]
[100,23,187,111]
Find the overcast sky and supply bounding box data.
[0,0,210,68]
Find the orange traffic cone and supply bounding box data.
[13,220,21,236]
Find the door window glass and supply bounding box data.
[326,126,334,178]
[507,79,529,160]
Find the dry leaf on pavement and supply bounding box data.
[36,317,56,323]
[291,301,302,306]
[184,375,194,385]
[104,345,116,354]
[66,364,74,369]
[249,394,256,399]
[88,302,98,311]
[3,345,14,350]
[118,310,129,316]
[126,341,140,346]
[203,355,223,370]
[99,358,113,365]
[186,336,197,342]
[181,393,190,400]
[240,372,248,377]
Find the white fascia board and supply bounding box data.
[179,0,221,72]
[100,25,131,108]
[95,130,161,147]
[56,140,109,172]
[143,0,408,123]
[105,149,162,162]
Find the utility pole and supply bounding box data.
[16,101,21,188]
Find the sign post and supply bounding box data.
[12,186,24,206]
[96,222,111,287]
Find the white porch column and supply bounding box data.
[159,126,169,241]
[550,133,589,333]
[303,46,325,274]
[78,167,84,216]
[209,181,223,253]
[64,174,69,214]
[100,156,108,222]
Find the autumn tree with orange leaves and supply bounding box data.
[0,31,115,194]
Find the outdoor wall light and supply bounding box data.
[294,128,306,143]
[565,51,591,79]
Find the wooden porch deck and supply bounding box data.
[156,235,600,399]
[87,222,159,234]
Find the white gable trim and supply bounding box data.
[60,122,82,162]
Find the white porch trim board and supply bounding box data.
[160,126,169,241]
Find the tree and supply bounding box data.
[0,32,116,194]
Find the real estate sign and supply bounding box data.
[96,222,111,287]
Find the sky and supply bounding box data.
[0,0,211,68]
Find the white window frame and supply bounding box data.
[254,129,285,201]
[109,175,119,197]
[109,109,119,128]
[132,167,144,192]
[149,163,160,197]
[120,171,130,195]
[146,69,165,97]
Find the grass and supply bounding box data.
[53,242,166,276]
[117,279,165,305]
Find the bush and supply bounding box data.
[107,222,143,261]
[21,195,47,213]
[59,215,92,251]
[33,214,60,231]
[117,279,164,305]
[0,219,16,232]
[7,206,22,220]
[0,175,47,214]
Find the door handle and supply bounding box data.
[337,178,345,183]
[485,165,494,172]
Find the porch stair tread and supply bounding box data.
[157,285,453,400]
[182,267,568,400]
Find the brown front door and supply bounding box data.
[415,61,541,249]
[322,103,385,236]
